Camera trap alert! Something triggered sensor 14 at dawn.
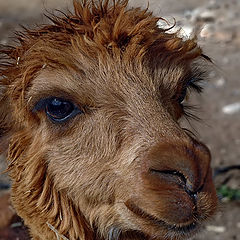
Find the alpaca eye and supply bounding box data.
[178,87,187,103]
[45,98,82,122]
[40,97,82,123]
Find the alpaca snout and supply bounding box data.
[128,138,217,227]
[143,138,212,196]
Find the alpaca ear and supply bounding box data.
[0,94,13,155]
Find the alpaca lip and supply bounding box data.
[148,215,199,236]
[146,215,200,238]
[125,200,199,236]
[166,221,199,234]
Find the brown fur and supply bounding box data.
[0,1,217,239]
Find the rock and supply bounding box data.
[214,29,234,43]
[235,139,240,144]
[207,0,221,10]
[197,10,216,22]
[232,89,240,96]
[222,57,230,64]
[206,225,226,233]
[0,191,15,230]
[0,191,30,239]
[200,24,215,39]
[214,77,226,87]
[222,102,240,114]
[220,148,227,154]
[234,31,240,47]
[184,8,202,23]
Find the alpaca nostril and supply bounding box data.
[150,169,186,184]
[150,169,187,185]
[150,169,201,198]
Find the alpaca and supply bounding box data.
[0,0,218,239]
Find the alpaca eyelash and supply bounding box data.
[183,70,206,99]
[182,104,201,122]
[179,71,207,121]
[176,76,204,105]
[186,76,204,94]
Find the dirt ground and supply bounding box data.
[0,0,239,240]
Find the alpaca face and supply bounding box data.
[26,62,217,239]
[0,1,217,239]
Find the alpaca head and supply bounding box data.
[0,1,217,239]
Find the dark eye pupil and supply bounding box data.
[46,98,75,121]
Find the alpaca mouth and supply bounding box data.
[125,201,199,236]
[166,221,199,234]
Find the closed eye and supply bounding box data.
[33,97,83,123]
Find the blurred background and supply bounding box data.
[0,0,239,239]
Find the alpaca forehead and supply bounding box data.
[27,61,185,110]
